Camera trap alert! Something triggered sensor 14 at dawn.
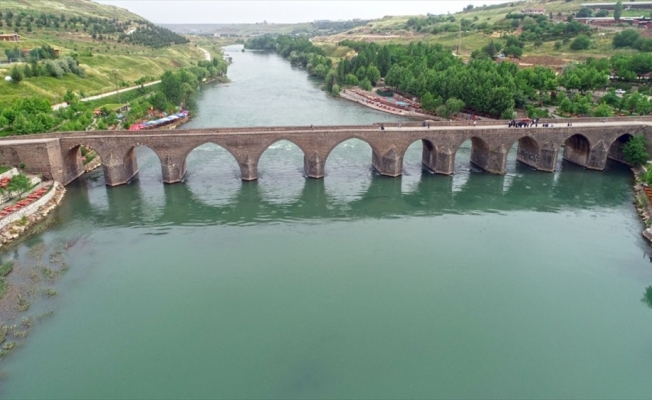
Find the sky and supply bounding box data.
[94,0,512,24]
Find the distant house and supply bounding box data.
[0,34,19,42]
[522,8,546,15]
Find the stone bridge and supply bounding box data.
[0,118,651,186]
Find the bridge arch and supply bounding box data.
[402,138,437,172]
[323,136,381,164]
[122,145,164,183]
[453,136,491,172]
[607,133,634,165]
[507,136,542,170]
[182,141,242,181]
[258,138,308,178]
[563,134,592,167]
[62,143,111,185]
[324,137,374,203]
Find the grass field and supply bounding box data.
[0,0,210,104]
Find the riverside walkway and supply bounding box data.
[0,118,650,186]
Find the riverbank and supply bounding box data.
[340,88,435,120]
[0,181,67,360]
[631,166,652,243]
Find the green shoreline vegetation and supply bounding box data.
[245,34,652,120]
[0,56,228,135]
[0,0,230,136]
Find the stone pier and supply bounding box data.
[0,120,648,186]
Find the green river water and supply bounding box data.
[1,45,652,399]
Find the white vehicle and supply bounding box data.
[615,89,626,94]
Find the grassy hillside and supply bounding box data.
[1,0,141,21]
[314,0,651,64]
[0,0,209,104]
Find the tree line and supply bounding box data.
[246,35,652,120]
[0,9,188,48]
[0,56,228,135]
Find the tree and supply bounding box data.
[592,102,613,117]
[445,98,465,115]
[366,65,380,86]
[614,0,623,21]
[483,40,501,58]
[359,78,372,91]
[613,29,641,48]
[570,35,591,50]
[8,174,32,198]
[10,66,23,84]
[63,89,76,103]
[577,7,593,18]
[596,10,609,17]
[622,135,649,166]
[160,70,183,105]
[503,45,523,58]
[420,92,441,112]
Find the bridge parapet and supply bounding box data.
[0,121,650,187]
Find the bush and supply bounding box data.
[592,102,613,117]
[613,29,641,48]
[570,35,591,50]
[623,135,649,166]
[10,66,22,84]
[44,60,64,78]
[359,78,372,91]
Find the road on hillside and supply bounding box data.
[52,48,211,111]
[52,80,161,110]
[198,47,211,61]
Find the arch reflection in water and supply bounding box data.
[66,157,634,228]
[184,143,241,207]
[643,286,652,309]
[257,140,305,205]
[451,139,476,193]
[324,139,373,204]
[401,140,430,195]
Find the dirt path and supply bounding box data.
[198,47,211,62]
[52,80,161,111]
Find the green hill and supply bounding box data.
[315,0,650,64]
[0,0,209,104]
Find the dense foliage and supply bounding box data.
[118,23,189,48]
[623,135,650,166]
[0,56,228,135]
[0,9,187,48]
[246,35,652,119]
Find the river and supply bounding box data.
[1,45,651,399]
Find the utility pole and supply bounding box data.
[456,24,462,56]
[112,69,120,103]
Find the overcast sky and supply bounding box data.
[94,1,512,24]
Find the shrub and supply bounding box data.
[570,35,591,50]
[613,29,641,48]
[592,102,613,117]
[623,135,649,166]
[44,60,64,78]
[10,66,22,84]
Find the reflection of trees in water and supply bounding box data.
[643,286,652,309]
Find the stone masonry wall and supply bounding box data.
[0,184,56,231]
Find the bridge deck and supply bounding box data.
[0,118,650,187]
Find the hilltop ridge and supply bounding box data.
[0,0,212,103]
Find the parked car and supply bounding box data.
[615,89,626,94]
